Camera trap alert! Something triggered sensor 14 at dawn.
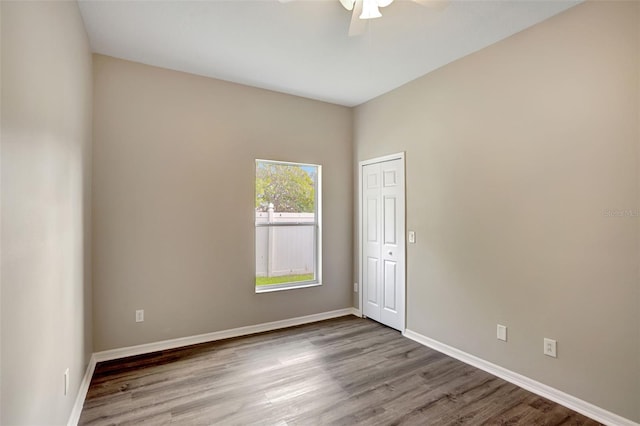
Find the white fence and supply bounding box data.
[255,209,315,278]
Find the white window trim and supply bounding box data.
[255,159,322,293]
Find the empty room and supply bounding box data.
[1,0,639,425]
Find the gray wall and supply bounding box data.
[92,55,353,351]
[1,1,93,424]
[355,1,640,422]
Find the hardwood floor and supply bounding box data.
[79,316,600,425]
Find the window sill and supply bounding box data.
[255,281,321,294]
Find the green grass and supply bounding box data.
[256,273,314,287]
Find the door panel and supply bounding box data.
[363,163,381,320]
[367,171,378,189]
[367,257,379,305]
[362,157,405,331]
[367,198,378,242]
[383,260,397,311]
[383,170,397,187]
[384,197,396,245]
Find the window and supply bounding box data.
[255,160,321,292]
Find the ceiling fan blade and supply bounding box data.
[411,0,449,11]
[348,0,367,36]
[339,0,355,11]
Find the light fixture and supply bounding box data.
[339,0,355,11]
[281,0,448,37]
[360,0,382,19]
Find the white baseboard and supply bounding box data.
[69,314,634,426]
[403,329,638,426]
[67,354,97,426]
[349,307,362,317]
[67,308,362,426]
[66,307,363,425]
[94,308,355,362]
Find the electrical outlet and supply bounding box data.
[408,231,416,244]
[497,324,507,342]
[64,368,69,396]
[544,338,557,358]
[136,309,144,323]
[353,282,358,292]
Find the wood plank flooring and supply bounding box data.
[79,316,600,425]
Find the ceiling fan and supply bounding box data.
[279,0,448,37]
[339,0,449,36]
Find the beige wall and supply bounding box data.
[355,1,640,422]
[1,1,93,425]
[1,3,4,422]
[92,55,353,351]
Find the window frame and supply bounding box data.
[254,159,322,293]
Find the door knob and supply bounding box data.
[388,251,393,255]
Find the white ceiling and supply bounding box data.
[78,0,581,107]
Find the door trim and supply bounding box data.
[358,152,406,331]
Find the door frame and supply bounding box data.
[358,152,406,332]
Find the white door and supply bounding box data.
[361,156,405,331]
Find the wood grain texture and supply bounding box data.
[79,317,600,425]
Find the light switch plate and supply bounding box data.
[497,324,507,342]
[544,338,557,357]
[408,231,416,244]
